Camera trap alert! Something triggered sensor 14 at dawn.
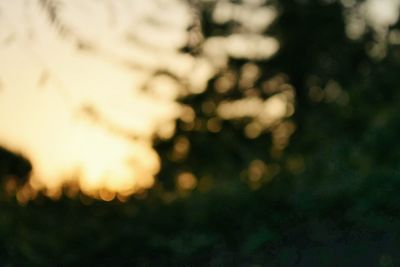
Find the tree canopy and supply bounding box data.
[1,0,400,266]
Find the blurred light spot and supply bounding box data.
[218,97,263,119]
[366,41,387,59]
[157,121,176,140]
[64,181,80,199]
[343,0,400,41]
[174,136,190,155]
[341,0,357,8]
[248,159,267,182]
[245,122,262,139]
[319,80,350,106]
[116,193,129,203]
[180,105,195,123]
[364,0,400,29]
[215,71,236,93]
[201,100,216,115]
[45,187,62,200]
[239,63,260,89]
[324,80,343,102]
[213,1,276,33]
[271,121,296,157]
[286,103,295,117]
[263,73,289,94]
[171,136,190,161]
[243,0,267,5]
[226,34,279,60]
[217,76,295,140]
[203,34,279,64]
[16,185,32,205]
[177,172,197,190]
[4,176,18,195]
[345,11,366,40]
[99,189,116,201]
[207,118,222,133]
[259,94,288,123]
[212,1,231,24]
[147,74,180,100]
[187,58,216,93]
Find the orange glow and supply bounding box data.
[99,189,116,202]
[177,172,197,190]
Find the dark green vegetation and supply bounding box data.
[2,0,400,266]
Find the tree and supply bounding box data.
[1,0,400,265]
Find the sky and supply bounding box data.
[0,0,398,198]
[0,0,196,196]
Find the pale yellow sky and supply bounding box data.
[0,0,194,196]
[0,0,396,198]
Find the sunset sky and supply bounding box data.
[0,0,195,196]
[0,0,398,197]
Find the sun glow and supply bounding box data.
[0,0,282,198]
[0,44,165,195]
[0,0,194,197]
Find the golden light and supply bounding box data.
[0,0,199,197]
[0,0,282,199]
[177,172,197,191]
